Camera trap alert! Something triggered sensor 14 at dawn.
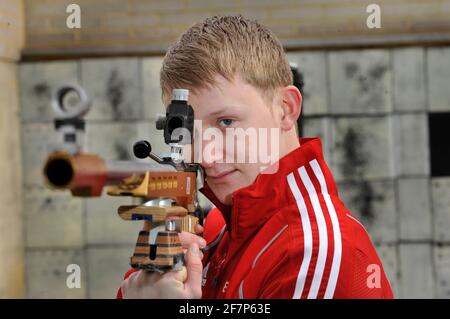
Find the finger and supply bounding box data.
[172,266,188,283]
[195,224,204,235]
[182,248,203,259]
[129,269,144,287]
[179,231,207,249]
[121,270,142,297]
[129,269,141,281]
[184,243,203,298]
[135,269,160,287]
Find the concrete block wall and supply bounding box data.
[290,47,450,298]
[19,57,169,298]
[19,46,450,298]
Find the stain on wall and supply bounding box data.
[106,69,125,121]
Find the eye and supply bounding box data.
[218,118,234,128]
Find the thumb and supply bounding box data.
[184,243,203,298]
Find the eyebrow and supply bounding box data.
[208,105,242,117]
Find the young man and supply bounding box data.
[118,15,393,299]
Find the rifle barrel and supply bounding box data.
[43,151,176,196]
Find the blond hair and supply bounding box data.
[160,14,292,104]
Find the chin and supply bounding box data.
[207,172,254,205]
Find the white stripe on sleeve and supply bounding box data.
[287,172,313,299]
[298,166,328,299]
[310,159,342,299]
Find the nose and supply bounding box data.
[198,127,224,168]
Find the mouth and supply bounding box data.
[206,169,238,183]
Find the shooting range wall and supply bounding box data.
[21,0,450,58]
[18,46,450,300]
[7,0,450,298]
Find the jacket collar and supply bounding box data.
[199,137,333,241]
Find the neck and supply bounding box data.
[279,130,301,159]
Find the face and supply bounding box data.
[174,74,283,205]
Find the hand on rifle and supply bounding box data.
[120,224,206,299]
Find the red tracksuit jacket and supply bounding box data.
[117,137,393,299]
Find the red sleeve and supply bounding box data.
[201,207,225,266]
[257,233,394,299]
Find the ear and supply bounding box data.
[279,85,302,131]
